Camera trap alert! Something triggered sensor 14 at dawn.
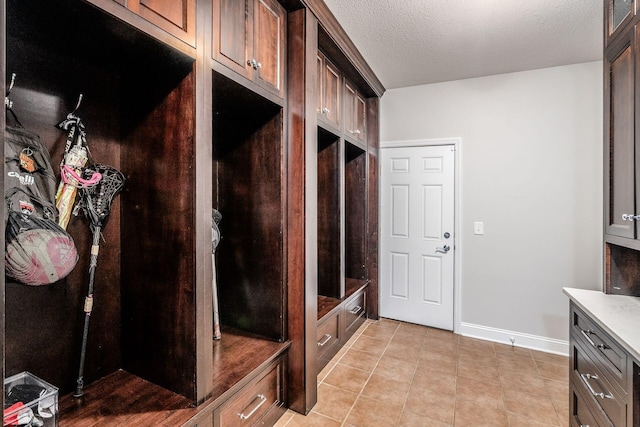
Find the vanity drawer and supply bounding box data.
[215,357,285,426]
[571,303,627,392]
[317,310,341,373]
[572,341,627,427]
[571,383,605,427]
[344,289,366,335]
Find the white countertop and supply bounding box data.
[564,287,640,362]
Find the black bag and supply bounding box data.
[4,126,78,286]
[4,126,57,220]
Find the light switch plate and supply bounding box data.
[474,222,484,235]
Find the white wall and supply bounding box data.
[380,62,603,352]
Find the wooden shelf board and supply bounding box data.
[318,279,369,321]
[318,295,341,320]
[58,329,289,426]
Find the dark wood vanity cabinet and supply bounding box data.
[213,0,286,98]
[569,303,633,427]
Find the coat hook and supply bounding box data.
[72,93,83,114]
[5,73,17,110]
[7,73,16,94]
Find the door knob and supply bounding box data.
[436,245,450,254]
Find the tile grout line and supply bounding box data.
[339,320,401,427]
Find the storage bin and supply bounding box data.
[4,372,58,427]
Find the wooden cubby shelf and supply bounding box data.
[1,0,382,423]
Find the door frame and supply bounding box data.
[379,137,462,333]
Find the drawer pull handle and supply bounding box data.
[581,329,610,352]
[580,329,598,348]
[349,305,363,315]
[318,334,332,347]
[238,394,267,420]
[580,373,614,400]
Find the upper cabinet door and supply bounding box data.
[317,52,341,130]
[344,81,366,144]
[212,0,285,98]
[213,0,253,80]
[606,0,636,46]
[605,29,636,239]
[344,82,356,138]
[253,0,286,97]
[354,93,366,143]
[125,0,196,46]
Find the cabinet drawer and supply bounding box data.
[571,383,605,427]
[571,304,627,391]
[215,358,285,426]
[317,310,341,372]
[344,290,366,334]
[572,341,627,427]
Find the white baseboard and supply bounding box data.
[459,322,569,356]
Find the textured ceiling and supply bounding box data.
[323,0,603,90]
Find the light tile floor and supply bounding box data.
[274,318,569,427]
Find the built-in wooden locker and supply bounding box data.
[3,0,205,413]
[345,142,366,282]
[1,0,384,423]
[211,72,286,341]
[317,128,341,299]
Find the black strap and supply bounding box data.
[6,105,24,129]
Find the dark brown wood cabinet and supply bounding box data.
[1,0,383,424]
[317,50,341,129]
[344,80,366,144]
[569,303,632,427]
[213,0,286,98]
[316,281,367,374]
[606,0,636,46]
[121,0,196,45]
[602,10,640,296]
[213,356,287,426]
[605,26,636,241]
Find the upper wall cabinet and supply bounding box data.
[604,26,637,242]
[344,80,366,145]
[317,51,341,130]
[213,0,286,98]
[606,0,636,46]
[113,0,196,46]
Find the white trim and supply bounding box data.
[459,322,569,356]
[379,137,463,334]
[381,137,461,149]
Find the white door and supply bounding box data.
[380,144,455,330]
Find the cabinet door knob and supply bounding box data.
[321,107,329,114]
[353,129,361,135]
[247,59,262,70]
[622,214,636,221]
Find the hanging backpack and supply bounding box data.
[4,125,78,286]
